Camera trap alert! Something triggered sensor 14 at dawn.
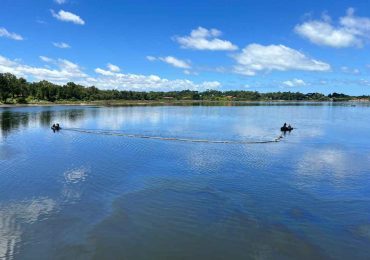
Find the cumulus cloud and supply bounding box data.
[0,55,87,84]
[55,0,67,4]
[160,56,191,69]
[147,55,191,69]
[94,67,115,76]
[233,44,330,76]
[0,27,23,41]
[174,27,238,51]
[93,66,219,91]
[282,78,307,87]
[53,42,71,48]
[95,63,120,75]
[0,54,220,91]
[107,63,120,72]
[295,8,370,48]
[51,10,85,25]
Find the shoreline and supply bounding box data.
[1,99,369,108]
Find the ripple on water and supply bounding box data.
[80,184,328,260]
[351,224,370,241]
[1,105,370,259]
[64,167,89,184]
[0,198,56,260]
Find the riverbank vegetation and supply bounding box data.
[1,73,369,104]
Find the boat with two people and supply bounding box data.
[51,123,61,132]
[281,122,293,132]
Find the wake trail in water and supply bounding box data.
[62,128,284,144]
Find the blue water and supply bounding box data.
[1,104,370,259]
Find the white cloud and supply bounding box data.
[53,42,71,48]
[92,69,220,91]
[55,0,67,4]
[340,8,370,37]
[174,27,238,51]
[282,78,307,87]
[0,54,220,91]
[94,67,115,76]
[146,56,156,61]
[233,44,330,76]
[95,63,120,75]
[160,56,191,69]
[51,9,85,25]
[148,55,191,69]
[295,21,359,48]
[0,55,87,84]
[107,63,120,72]
[0,27,23,41]
[39,56,53,63]
[295,8,370,48]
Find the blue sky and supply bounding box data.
[1,0,370,94]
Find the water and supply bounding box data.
[1,103,370,260]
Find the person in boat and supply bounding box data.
[51,123,61,131]
[281,122,293,131]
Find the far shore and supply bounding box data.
[1,99,369,108]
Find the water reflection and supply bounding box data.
[64,167,89,184]
[61,167,90,203]
[1,105,370,259]
[38,111,53,127]
[88,186,328,259]
[0,111,30,138]
[0,198,56,260]
[0,108,86,139]
[297,148,350,178]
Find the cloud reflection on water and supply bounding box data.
[297,148,349,178]
[61,166,90,203]
[0,198,56,260]
[64,166,89,184]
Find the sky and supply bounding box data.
[1,0,370,94]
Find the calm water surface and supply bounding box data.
[1,104,370,259]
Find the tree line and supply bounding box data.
[0,73,368,103]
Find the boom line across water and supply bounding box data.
[62,128,284,144]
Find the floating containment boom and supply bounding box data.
[60,127,285,144]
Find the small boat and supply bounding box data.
[51,124,61,131]
[281,126,293,131]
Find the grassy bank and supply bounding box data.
[1,98,369,108]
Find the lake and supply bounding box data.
[1,103,370,259]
